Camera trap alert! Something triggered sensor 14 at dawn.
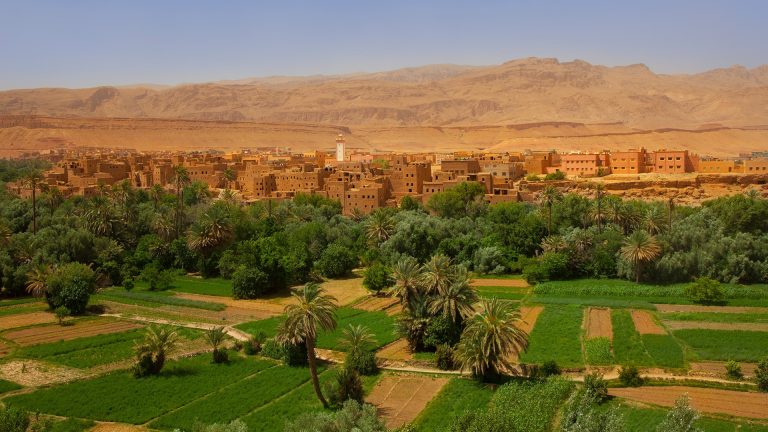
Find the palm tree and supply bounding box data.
[134,326,179,376]
[420,254,453,295]
[364,209,395,245]
[21,170,45,235]
[538,185,562,236]
[205,326,228,363]
[454,299,529,381]
[339,324,377,359]
[172,166,191,238]
[389,256,422,309]
[620,230,662,283]
[25,263,52,297]
[276,283,338,408]
[429,269,478,324]
[187,205,234,256]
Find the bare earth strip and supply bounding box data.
[655,304,768,314]
[609,386,768,420]
[471,278,530,288]
[691,361,757,378]
[377,339,413,362]
[4,320,142,346]
[366,375,449,429]
[585,308,613,340]
[664,321,768,331]
[518,305,543,334]
[631,310,665,335]
[0,312,56,330]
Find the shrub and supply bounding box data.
[54,306,70,325]
[0,406,29,432]
[583,372,608,402]
[347,350,378,376]
[684,277,725,305]
[362,262,391,295]
[618,365,643,387]
[316,242,357,278]
[725,360,743,380]
[756,357,768,392]
[231,266,269,299]
[436,344,455,370]
[325,367,364,406]
[45,262,96,315]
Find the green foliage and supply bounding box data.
[0,405,29,432]
[436,344,455,370]
[316,242,357,278]
[284,399,386,432]
[725,360,743,380]
[362,262,391,294]
[685,277,725,305]
[756,357,768,392]
[584,337,613,365]
[231,266,269,299]
[618,365,643,387]
[44,262,96,314]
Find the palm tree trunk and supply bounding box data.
[306,338,328,408]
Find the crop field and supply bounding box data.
[520,306,584,367]
[673,329,768,362]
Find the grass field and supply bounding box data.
[476,286,528,301]
[673,329,768,362]
[661,312,768,323]
[414,378,494,431]
[237,307,397,352]
[520,306,584,367]
[95,289,226,311]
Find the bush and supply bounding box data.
[583,372,608,402]
[362,263,391,295]
[231,266,269,299]
[45,262,96,315]
[725,360,743,380]
[436,344,455,370]
[54,306,70,325]
[325,367,364,407]
[756,357,768,392]
[0,406,29,432]
[685,277,725,305]
[140,265,175,291]
[347,350,378,376]
[618,365,643,387]
[316,242,357,278]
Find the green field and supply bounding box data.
[520,306,584,367]
[673,329,768,362]
[414,379,493,431]
[476,286,528,301]
[95,289,226,311]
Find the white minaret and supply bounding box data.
[335,134,346,162]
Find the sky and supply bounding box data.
[0,0,766,90]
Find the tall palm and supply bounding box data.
[620,230,662,283]
[420,254,453,295]
[538,185,562,236]
[172,166,191,238]
[429,269,478,323]
[21,170,45,235]
[389,256,422,309]
[187,205,234,255]
[339,324,377,359]
[134,326,179,375]
[454,299,529,381]
[276,283,338,408]
[25,263,52,297]
[364,209,395,245]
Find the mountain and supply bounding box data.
[1,58,767,130]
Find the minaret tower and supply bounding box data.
[335,134,346,162]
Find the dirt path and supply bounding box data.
[664,321,768,331]
[366,375,449,429]
[471,278,529,288]
[585,308,613,339]
[4,320,143,346]
[517,305,543,334]
[609,386,768,420]
[631,310,665,335]
[655,304,768,314]
[0,311,56,330]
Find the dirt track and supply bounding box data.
[4,320,142,346]
[609,386,768,420]
[664,321,768,331]
[366,375,449,429]
[655,304,768,314]
[631,310,665,334]
[0,312,56,330]
[585,308,613,339]
[471,278,529,288]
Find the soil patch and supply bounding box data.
[471,278,529,288]
[517,305,543,334]
[690,361,757,379]
[366,374,449,429]
[631,310,665,335]
[609,386,768,420]
[0,359,85,386]
[585,308,613,340]
[0,312,56,330]
[4,320,142,346]
[665,321,768,331]
[655,304,768,314]
[377,339,413,362]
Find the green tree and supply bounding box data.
[454,298,528,381]
[620,230,661,283]
[276,282,338,408]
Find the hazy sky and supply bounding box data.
[1,0,766,89]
